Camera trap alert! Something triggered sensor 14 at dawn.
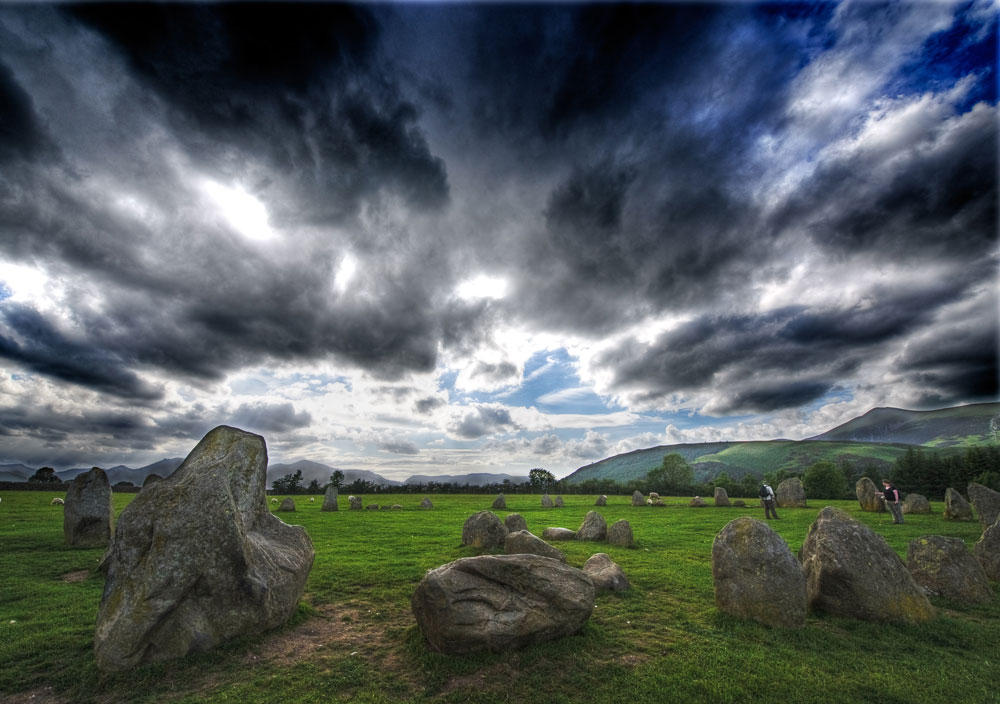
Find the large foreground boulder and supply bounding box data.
[64,467,114,548]
[411,554,595,654]
[607,520,634,547]
[906,536,992,603]
[800,507,934,623]
[712,517,806,628]
[504,530,566,562]
[94,426,314,672]
[321,485,338,511]
[462,511,507,550]
[967,483,1000,530]
[856,477,881,512]
[902,493,930,515]
[583,553,629,592]
[504,513,528,533]
[576,511,607,541]
[974,515,1000,581]
[714,487,731,507]
[943,488,973,521]
[776,478,806,508]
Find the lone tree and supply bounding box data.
[29,467,61,483]
[529,468,556,491]
[646,453,694,494]
[329,469,345,489]
[273,469,303,494]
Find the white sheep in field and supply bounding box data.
[270,497,279,504]
[51,497,65,506]
[309,497,315,503]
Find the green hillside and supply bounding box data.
[808,402,1000,446]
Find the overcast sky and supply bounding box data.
[0,1,996,478]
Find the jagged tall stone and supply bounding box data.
[322,485,339,511]
[712,517,806,628]
[801,507,934,624]
[776,478,806,508]
[576,511,607,541]
[631,490,644,507]
[944,488,973,521]
[94,426,314,672]
[856,477,881,512]
[64,467,114,548]
[967,483,1000,530]
[714,487,731,507]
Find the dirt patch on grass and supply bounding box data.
[436,663,519,698]
[59,570,90,582]
[0,686,71,704]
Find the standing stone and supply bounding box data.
[492,494,507,510]
[583,553,629,592]
[732,500,746,508]
[94,426,314,672]
[595,495,607,506]
[278,497,295,512]
[631,490,644,507]
[943,488,974,521]
[906,535,992,603]
[712,517,806,628]
[856,477,882,512]
[420,497,433,509]
[967,483,1000,530]
[607,520,634,547]
[411,554,595,654]
[902,493,930,515]
[462,511,507,550]
[542,527,576,541]
[505,530,567,562]
[541,494,554,508]
[974,515,1000,581]
[504,513,528,533]
[800,507,934,623]
[776,478,806,508]
[348,495,363,510]
[554,496,564,507]
[689,496,706,507]
[321,485,339,511]
[576,511,607,541]
[64,467,114,548]
[714,487,731,507]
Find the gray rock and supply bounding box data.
[583,553,628,592]
[595,495,607,506]
[504,513,528,533]
[902,493,930,515]
[411,554,595,654]
[801,507,934,623]
[689,496,706,507]
[712,517,806,628]
[541,494,554,508]
[462,511,507,550]
[776,478,806,508]
[321,485,338,511]
[856,477,881,512]
[576,511,607,541]
[554,496,564,508]
[607,520,634,547]
[967,482,1000,530]
[94,426,314,672]
[142,474,163,488]
[943,488,974,521]
[714,487,731,507]
[379,505,392,510]
[974,515,1000,581]
[64,467,114,548]
[278,497,295,512]
[504,530,567,562]
[542,527,577,541]
[420,497,433,509]
[492,494,507,510]
[631,490,644,507]
[906,535,991,603]
[732,500,746,508]
[366,504,379,510]
[348,495,363,510]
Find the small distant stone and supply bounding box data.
[906,535,991,603]
[505,530,566,562]
[583,553,629,592]
[554,496,564,507]
[64,467,114,548]
[542,527,576,541]
[278,498,295,512]
[967,483,1000,530]
[607,520,634,547]
[462,511,507,550]
[943,488,973,521]
[732,500,746,508]
[492,494,507,510]
[348,496,363,510]
[714,487,731,507]
[902,493,930,515]
[541,494,554,508]
[576,511,607,541]
[420,497,433,509]
[689,496,706,507]
[631,490,644,507]
[379,505,392,510]
[504,513,528,533]
[366,504,379,510]
[595,495,607,507]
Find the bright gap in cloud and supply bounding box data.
[200,179,275,243]
[334,253,358,294]
[455,274,508,301]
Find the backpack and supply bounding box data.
[759,484,769,499]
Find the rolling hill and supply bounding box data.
[807,403,999,446]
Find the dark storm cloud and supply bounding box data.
[229,401,312,434]
[448,406,520,440]
[414,396,446,415]
[0,60,50,163]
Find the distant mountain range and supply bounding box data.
[564,402,999,484]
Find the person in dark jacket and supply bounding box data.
[760,482,779,520]
[879,479,903,524]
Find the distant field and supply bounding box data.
[1,492,997,704]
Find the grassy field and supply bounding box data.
[1,492,997,704]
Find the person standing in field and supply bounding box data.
[880,479,904,524]
[759,482,779,520]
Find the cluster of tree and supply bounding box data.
[890,445,1000,498]
[28,467,63,483]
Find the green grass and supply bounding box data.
[1,492,997,703]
